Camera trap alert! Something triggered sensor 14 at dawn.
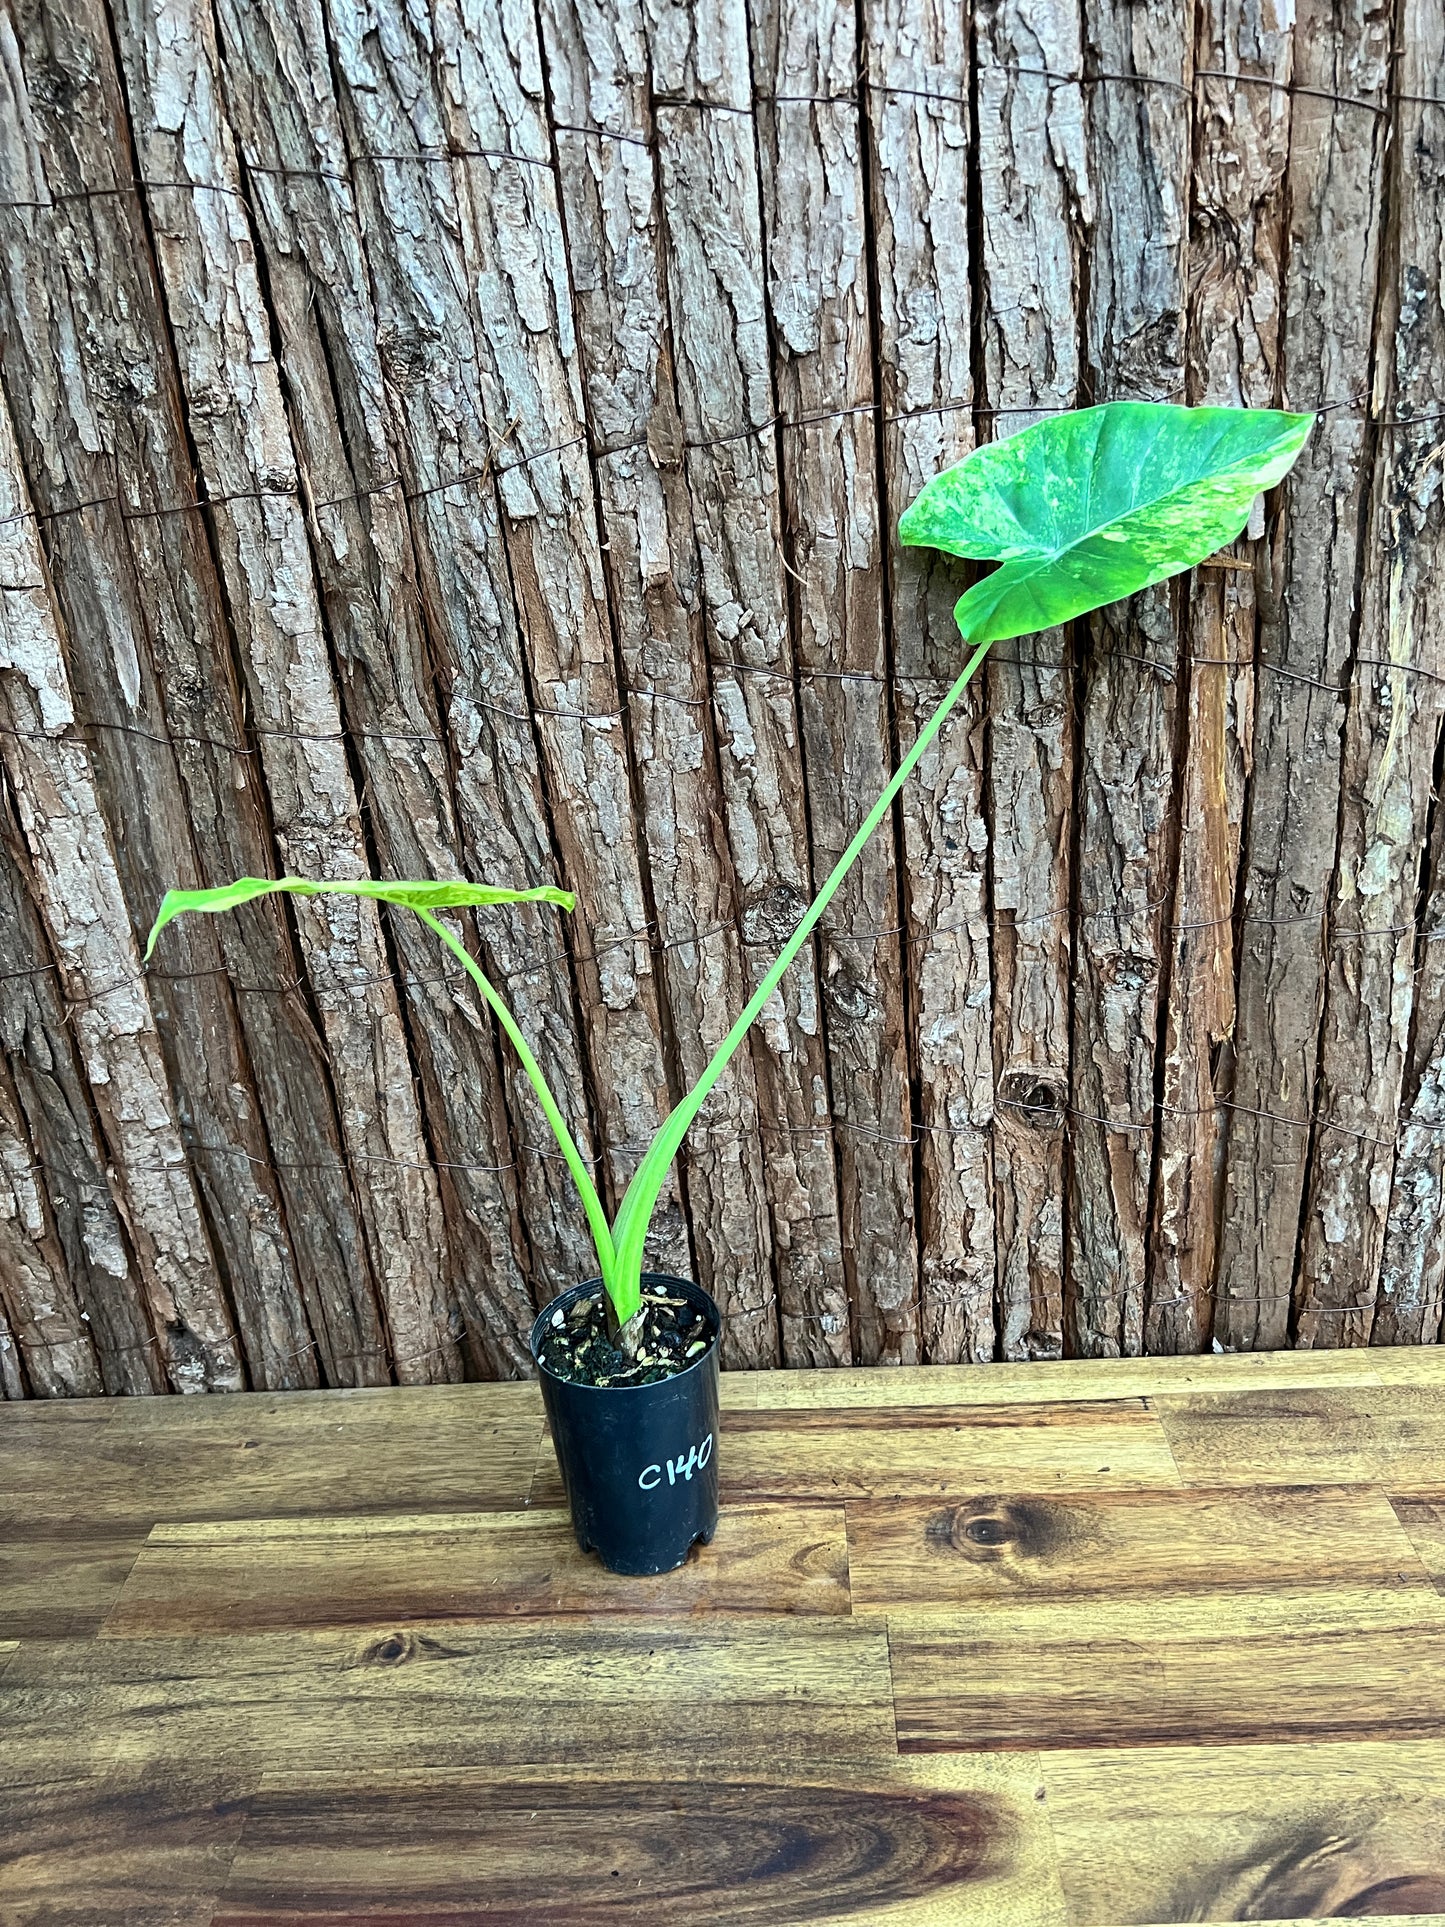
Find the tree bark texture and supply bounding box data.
[0,0,1436,1391]
[1150,0,1292,1351]
[975,0,1090,1362]
[641,0,850,1367]
[864,0,996,1366]
[1296,0,1445,1350]
[1215,0,1394,1351]
[1071,0,1191,1359]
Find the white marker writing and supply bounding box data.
[637,1431,713,1492]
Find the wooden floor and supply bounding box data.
[4,1349,1445,1925]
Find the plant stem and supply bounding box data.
[413,906,619,1287]
[609,634,993,1301]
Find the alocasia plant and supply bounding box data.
[899,401,1314,641]
[146,402,1313,1347]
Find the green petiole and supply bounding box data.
[605,636,993,1322]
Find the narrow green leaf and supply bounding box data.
[144,875,574,961]
[899,402,1315,643]
[142,872,613,1292]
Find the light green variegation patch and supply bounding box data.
[899,403,1315,643]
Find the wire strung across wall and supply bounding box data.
[0,58,1437,552]
[2,66,1440,1375]
[6,1050,1445,1190]
[2,47,1431,239]
[3,1251,1397,1384]
[0,370,1436,545]
[6,630,1442,1196]
[0,628,1426,764]
[4,859,1444,1026]
[0,634,1375,748]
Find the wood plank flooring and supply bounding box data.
[2,1350,1444,1924]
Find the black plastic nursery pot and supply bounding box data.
[530,1273,721,1576]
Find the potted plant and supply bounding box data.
[146,401,1313,1573]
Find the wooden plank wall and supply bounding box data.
[0,0,1435,1394]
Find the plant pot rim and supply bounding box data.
[529,1273,721,1395]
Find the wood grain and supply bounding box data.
[0,1666,117,1795]
[1389,1496,1445,1593]
[5,1350,1445,1917]
[1366,1344,1445,1384]
[0,1619,896,1777]
[847,1485,1428,1612]
[1043,1738,1445,1924]
[101,1503,849,1635]
[533,1398,1181,1506]
[0,1528,146,1639]
[0,1766,247,1927]
[0,1387,542,1530]
[890,1586,1445,1750]
[213,1756,1063,1927]
[737,1345,1387,1406]
[1156,1384,1445,1487]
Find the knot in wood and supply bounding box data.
[739,883,810,950]
[1099,951,1156,992]
[822,949,874,1030]
[925,1497,1064,1563]
[361,1631,413,1665]
[998,1071,1067,1130]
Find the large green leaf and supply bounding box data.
[144,876,574,961]
[899,402,1314,643]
